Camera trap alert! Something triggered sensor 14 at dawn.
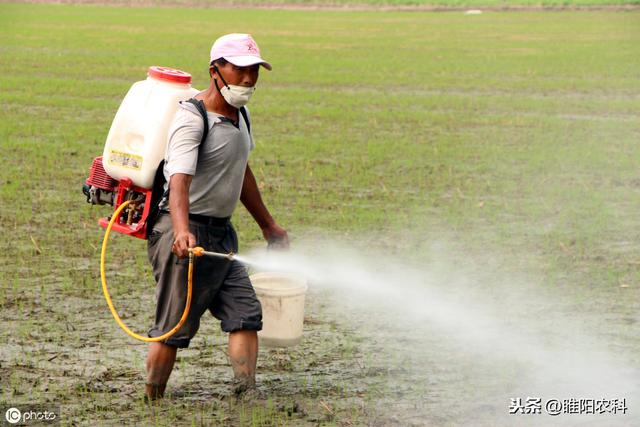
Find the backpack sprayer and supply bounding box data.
[84,66,233,342]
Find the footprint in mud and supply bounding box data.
[276,400,306,417]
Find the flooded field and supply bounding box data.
[1,3,639,425]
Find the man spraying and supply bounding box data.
[145,33,288,400]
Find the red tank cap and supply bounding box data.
[147,66,192,84]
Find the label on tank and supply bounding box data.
[108,150,143,170]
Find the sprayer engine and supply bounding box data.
[83,156,156,239]
[83,157,117,205]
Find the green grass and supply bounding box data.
[1,3,639,426]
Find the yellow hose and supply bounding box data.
[100,200,194,342]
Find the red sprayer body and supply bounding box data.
[82,66,198,240]
[83,156,155,239]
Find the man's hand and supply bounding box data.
[262,223,289,250]
[240,164,289,250]
[172,230,196,258]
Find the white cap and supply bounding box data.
[210,33,272,70]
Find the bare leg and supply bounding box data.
[228,330,258,394]
[145,342,177,400]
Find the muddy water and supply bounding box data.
[2,238,639,426]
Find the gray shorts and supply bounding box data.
[147,213,262,348]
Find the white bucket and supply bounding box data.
[250,272,308,347]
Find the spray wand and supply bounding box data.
[191,247,236,261]
[100,200,242,343]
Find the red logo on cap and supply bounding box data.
[246,39,258,54]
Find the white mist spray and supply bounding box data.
[241,239,639,425]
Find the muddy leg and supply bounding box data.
[228,330,258,395]
[145,342,177,400]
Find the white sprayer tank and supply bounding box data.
[102,66,199,189]
[250,273,308,347]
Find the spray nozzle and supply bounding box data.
[190,247,235,261]
[191,247,205,257]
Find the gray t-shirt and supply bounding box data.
[160,102,254,217]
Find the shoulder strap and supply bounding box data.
[239,106,251,135]
[159,99,210,204]
[185,98,210,145]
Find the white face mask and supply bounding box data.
[219,84,255,109]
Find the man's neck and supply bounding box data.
[198,83,238,123]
